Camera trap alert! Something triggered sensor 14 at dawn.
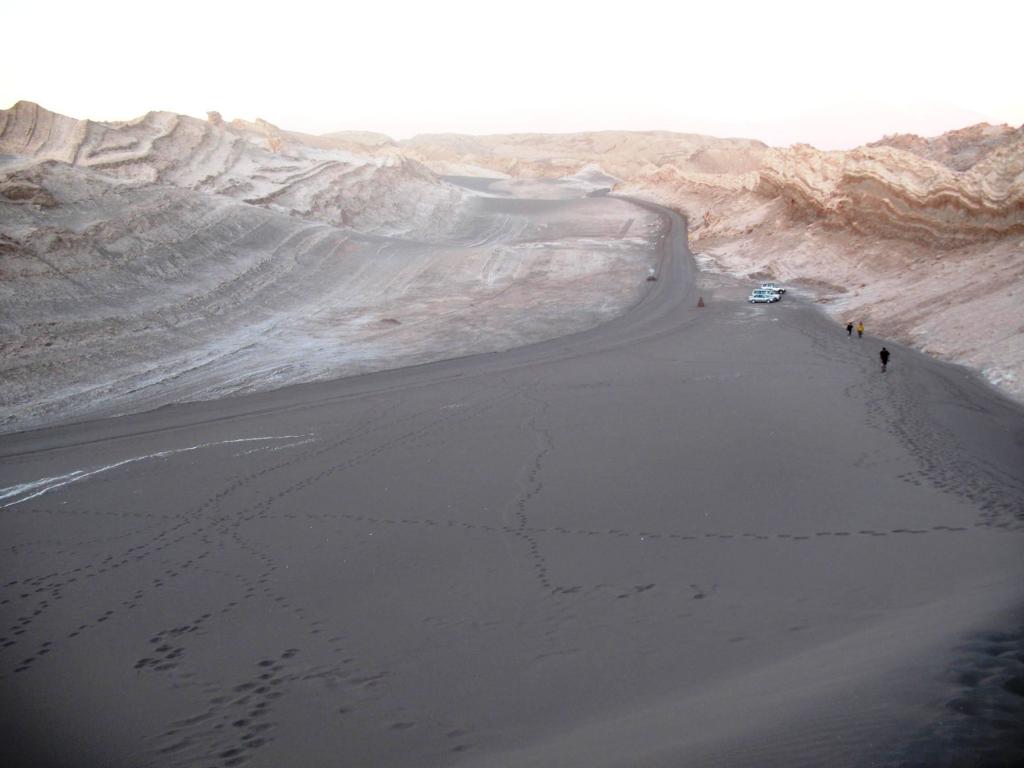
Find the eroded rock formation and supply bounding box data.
[0,100,465,237]
[756,136,1024,245]
[869,123,1019,172]
[402,131,768,180]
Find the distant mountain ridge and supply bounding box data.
[400,130,769,180]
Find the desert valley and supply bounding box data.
[1,98,1023,768]
[2,101,1022,431]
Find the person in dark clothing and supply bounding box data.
[846,321,854,337]
[880,347,890,372]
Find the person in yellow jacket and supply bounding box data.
[856,321,864,338]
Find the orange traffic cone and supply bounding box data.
[697,296,705,308]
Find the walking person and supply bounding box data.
[846,321,854,337]
[880,346,890,372]
[857,321,864,338]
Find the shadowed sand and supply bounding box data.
[1,190,1022,767]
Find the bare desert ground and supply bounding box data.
[1,103,1022,768]
[2,200,1022,768]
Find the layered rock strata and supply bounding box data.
[756,137,1024,246]
[0,101,464,238]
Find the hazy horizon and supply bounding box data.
[3,0,1022,150]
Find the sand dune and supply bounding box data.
[1,199,1021,767]
[1,99,1022,765]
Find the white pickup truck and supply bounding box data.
[759,282,786,296]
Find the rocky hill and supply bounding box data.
[0,101,465,238]
[868,123,1019,172]
[0,103,661,432]
[402,130,768,180]
[755,137,1024,245]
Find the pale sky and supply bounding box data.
[3,0,1022,149]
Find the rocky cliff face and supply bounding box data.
[869,123,1019,172]
[0,101,465,238]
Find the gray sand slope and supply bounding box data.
[1,191,1022,767]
